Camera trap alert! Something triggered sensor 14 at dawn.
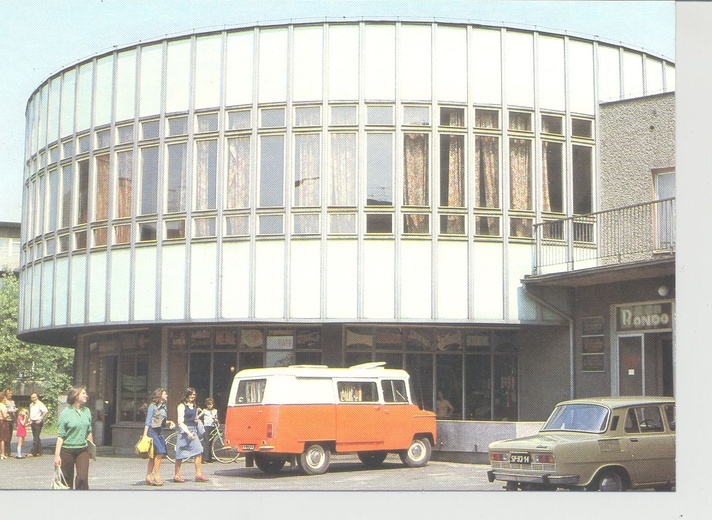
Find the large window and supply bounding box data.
[329,133,357,206]
[294,134,321,207]
[572,145,592,214]
[403,133,429,207]
[366,134,393,205]
[166,143,187,213]
[116,150,134,220]
[76,160,89,225]
[542,141,563,213]
[140,147,159,215]
[440,134,464,207]
[259,135,285,207]
[95,154,110,221]
[195,140,218,211]
[226,137,250,209]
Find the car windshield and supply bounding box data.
[541,404,610,433]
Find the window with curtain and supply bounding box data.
[61,165,72,228]
[226,137,250,209]
[367,133,393,205]
[48,169,58,232]
[294,134,321,207]
[140,147,159,215]
[116,150,133,220]
[403,133,429,206]
[195,140,218,211]
[329,133,357,206]
[572,145,592,214]
[509,139,532,211]
[439,134,464,207]
[166,143,187,213]
[95,154,110,221]
[76,160,89,225]
[475,135,500,236]
[542,141,563,213]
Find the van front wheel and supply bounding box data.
[399,437,432,467]
[299,444,331,475]
[254,454,286,474]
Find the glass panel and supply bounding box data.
[403,214,429,234]
[117,124,134,144]
[440,134,464,207]
[47,169,58,232]
[168,116,189,136]
[294,134,321,207]
[366,133,393,205]
[475,136,499,208]
[139,222,157,242]
[542,141,563,213]
[345,326,373,349]
[225,215,249,236]
[465,353,491,420]
[403,134,429,206]
[259,135,285,207]
[63,139,75,158]
[572,145,592,214]
[93,228,108,247]
[96,129,111,149]
[619,336,642,396]
[475,216,500,237]
[189,353,211,406]
[296,329,321,350]
[328,213,356,234]
[258,215,283,235]
[196,113,219,133]
[509,217,533,238]
[509,139,532,210]
[194,217,216,238]
[541,115,563,135]
[440,107,465,127]
[239,352,264,370]
[76,160,89,224]
[212,352,236,412]
[440,215,465,235]
[293,214,320,235]
[406,353,433,412]
[95,154,110,220]
[78,134,90,154]
[116,150,134,219]
[572,118,593,138]
[61,165,72,228]
[141,120,160,140]
[475,109,499,129]
[403,106,430,126]
[330,105,357,126]
[329,133,357,206]
[226,137,250,209]
[114,224,131,244]
[337,382,378,402]
[295,106,321,127]
[140,147,159,215]
[509,112,532,131]
[166,142,187,213]
[227,109,251,130]
[366,213,392,234]
[165,220,186,240]
[493,353,517,420]
[195,140,218,210]
[366,106,394,126]
[240,329,264,349]
[75,230,87,250]
[375,328,402,350]
[260,107,285,127]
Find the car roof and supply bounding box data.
[554,396,675,409]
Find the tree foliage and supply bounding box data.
[0,274,74,424]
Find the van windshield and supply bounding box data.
[236,379,266,404]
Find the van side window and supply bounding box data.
[382,379,408,403]
[237,379,266,404]
[337,381,378,402]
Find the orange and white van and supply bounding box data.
[224,362,437,475]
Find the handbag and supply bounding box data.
[51,466,70,490]
[87,439,97,461]
[134,434,153,458]
[197,419,205,438]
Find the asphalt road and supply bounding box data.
[0,452,497,491]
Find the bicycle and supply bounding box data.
[165,421,239,464]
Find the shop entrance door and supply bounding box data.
[618,333,674,397]
[619,335,643,396]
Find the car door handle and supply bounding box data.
[630,438,639,442]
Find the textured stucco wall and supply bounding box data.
[599,93,675,210]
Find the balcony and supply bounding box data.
[532,198,675,276]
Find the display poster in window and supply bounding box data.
[582,354,605,373]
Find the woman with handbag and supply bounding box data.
[172,387,208,483]
[142,388,175,486]
[53,386,93,489]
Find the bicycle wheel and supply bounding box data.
[212,432,239,463]
[165,431,194,464]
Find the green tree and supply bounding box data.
[0,273,74,424]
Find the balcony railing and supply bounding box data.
[533,198,675,275]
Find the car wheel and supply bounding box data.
[504,481,519,491]
[254,453,286,474]
[399,437,432,467]
[299,444,331,475]
[357,451,388,467]
[595,469,625,491]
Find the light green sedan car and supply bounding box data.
[487,396,675,491]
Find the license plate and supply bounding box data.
[509,452,531,464]
[241,444,255,451]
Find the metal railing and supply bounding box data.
[533,198,675,275]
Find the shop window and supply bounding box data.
[436,354,462,418]
[227,109,251,131]
[493,352,517,421]
[120,353,148,422]
[191,329,212,349]
[240,329,264,349]
[375,328,402,350]
[465,353,491,420]
[405,353,433,412]
[296,328,321,350]
[215,330,238,347]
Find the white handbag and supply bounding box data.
[51,466,70,490]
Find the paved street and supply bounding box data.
[0,451,496,491]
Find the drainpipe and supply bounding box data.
[522,284,575,400]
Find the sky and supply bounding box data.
[0,0,676,223]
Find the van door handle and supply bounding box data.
[630,438,638,442]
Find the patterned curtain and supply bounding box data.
[329,133,357,206]
[509,139,531,210]
[441,134,464,207]
[294,134,320,207]
[95,155,110,220]
[541,141,551,213]
[116,150,133,243]
[195,140,217,236]
[475,136,499,234]
[403,133,429,206]
[226,137,250,209]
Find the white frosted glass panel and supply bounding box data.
[504,31,534,108]
[47,78,61,144]
[60,70,76,138]
[326,241,357,318]
[195,35,222,109]
[622,50,644,98]
[258,29,288,104]
[41,262,54,327]
[37,85,48,151]
[70,254,86,324]
[23,269,32,330]
[472,243,503,319]
[568,40,595,115]
[109,249,131,322]
[190,243,217,319]
[508,244,533,320]
[597,45,620,102]
[54,257,69,326]
[363,241,395,318]
[399,24,432,101]
[436,242,467,319]
[140,44,163,117]
[664,63,675,91]
[293,26,323,102]
[116,50,137,122]
[160,245,184,319]
[472,28,502,105]
[76,63,92,132]
[537,36,565,112]
[88,252,107,323]
[364,24,395,100]
[255,241,285,318]
[166,39,191,113]
[134,247,157,320]
[400,242,431,319]
[94,56,114,127]
[328,25,359,100]
[221,242,250,318]
[435,26,467,102]
[645,56,664,95]
[31,265,41,329]
[225,31,254,106]
[290,241,321,318]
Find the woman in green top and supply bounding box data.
[54,386,94,489]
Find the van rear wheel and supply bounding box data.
[254,454,286,474]
[299,444,331,475]
[357,451,388,467]
[399,437,432,467]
